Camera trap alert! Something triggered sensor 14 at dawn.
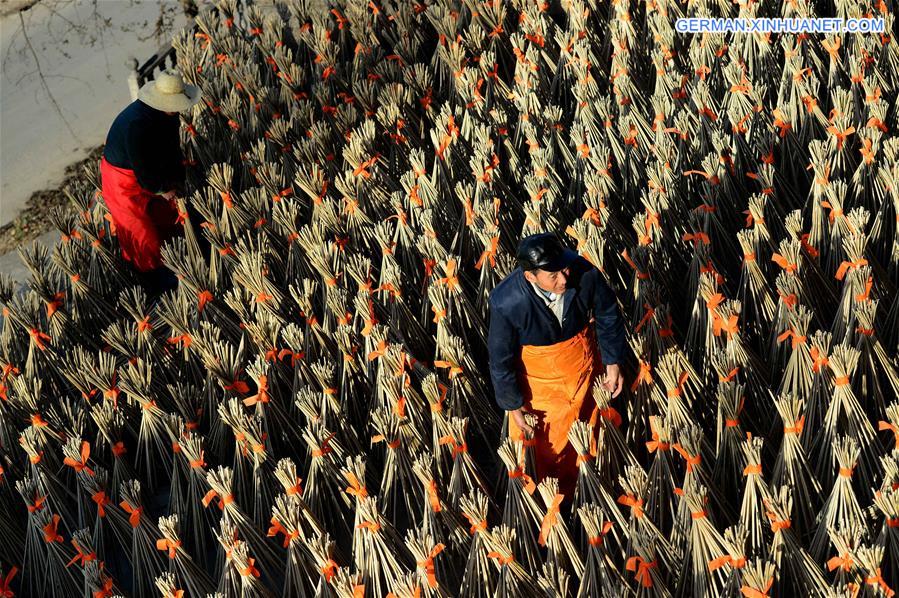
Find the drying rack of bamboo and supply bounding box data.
[2,0,899,595]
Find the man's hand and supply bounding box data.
[510,408,534,438]
[160,189,178,201]
[603,363,624,397]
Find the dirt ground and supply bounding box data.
[0,145,102,255]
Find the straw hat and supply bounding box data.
[138,69,202,113]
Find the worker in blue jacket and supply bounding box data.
[487,232,627,494]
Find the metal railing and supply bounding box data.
[125,44,178,101]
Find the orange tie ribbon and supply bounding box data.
[709,555,745,571]
[810,347,829,373]
[800,233,819,258]
[278,348,304,366]
[224,378,249,394]
[418,544,445,588]
[156,537,181,559]
[67,539,96,568]
[63,440,94,476]
[28,328,52,351]
[771,253,797,272]
[0,566,18,598]
[508,467,536,495]
[822,36,841,60]
[879,421,899,449]
[635,303,655,334]
[666,371,689,398]
[487,550,515,566]
[631,360,653,392]
[426,479,442,512]
[626,556,656,587]
[46,292,65,320]
[243,376,269,406]
[241,558,260,578]
[600,406,622,427]
[168,333,193,349]
[197,290,214,312]
[743,463,762,476]
[434,360,464,379]
[189,450,206,469]
[683,231,710,245]
[136,316,152,333]
[673,444,702,472]
[463,512,487,535]
[588,521,614,546]
[475,236,500,270]
[646,422,670,454]
[356,520,382,534]
[119,501,142,528]
[836,258,868,281]
[366,340,388,362]
[713,313,739,337]
[344,472,369,500]
[700,260,725,285]
[320,559,339,581]
[437,259,460,291]
[719,367,739,383]
[439,435,468,458]
[855,277,873,302]
[740,578,773,598]
[766,511,791,533]
[617,494,644,518]
[776,328,806,348]
[826,124,855,150]
[706,293,725,312]
[312,432,336,458]
[621,249,650,280]
[92,577,114,598]
[820,200,843,224]
[267,518,299,547]
[43,514,63,543]
[865,569,894,597]
[827,552,854,572]
[860,138,875,164]
[92,491,110,517]
[784,416,805,435]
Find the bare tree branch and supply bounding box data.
[17,9,82,145]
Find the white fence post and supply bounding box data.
[126,57,140,101]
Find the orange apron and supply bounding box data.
[508,324,602,497]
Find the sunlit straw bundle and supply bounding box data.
[643,416,678,540]
[674,484,730,597]
[535,477,583,581]
[496,438,541,575]
[809,436,866,560]
[459,490,495,598]
[576,503,625,596]
[1,0,899,595]
[763,486,827,594]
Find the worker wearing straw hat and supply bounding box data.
[100,69,201,293]
[488,232,626,496]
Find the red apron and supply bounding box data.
[508,324,603,497]
[100,157,180,272]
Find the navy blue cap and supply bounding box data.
[516,233,578,272]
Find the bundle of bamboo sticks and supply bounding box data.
[1,0,899,595]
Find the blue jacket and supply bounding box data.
[487,256,627,411]
[104,100,184,194]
